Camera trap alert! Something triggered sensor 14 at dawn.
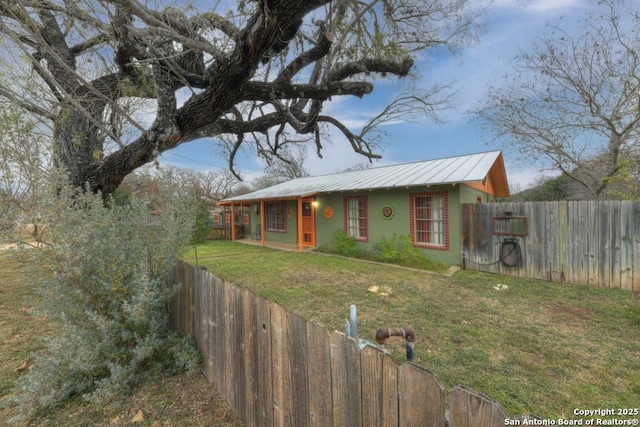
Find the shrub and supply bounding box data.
[374,234,401,263]
[331,229,360,257]
[374,234,448,272]
[375,234,421,264]
[4,181,201,422]
[192,197,213,244]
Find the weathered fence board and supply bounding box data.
[270,303,292,427]
[620,202,634,290]
[588,201,600,287]
[205,274,217,383]
[449,386,509,427]
[632,202,640,291]
[287,311,309,426]
[169,262,535,427]
[255,296,274,426]
[199,272,212,381]
[558,201,569,282]
[230,284,246,420]
[360,346,385,426]
[381,351,398,427]
[462,201,639,291]
[212,274,224,390]
[398,363,446,427]
[243,288,258,427]
[329,332,363,427]
[306,321,333,426]
[328,333,349,427]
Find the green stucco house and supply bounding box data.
[220,150,510,265]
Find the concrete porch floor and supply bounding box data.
[232,238,314,252]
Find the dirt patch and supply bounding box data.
[281,268,344,286]
[26,373,244,427]
[549,303,593,321]
[100,373,243,427]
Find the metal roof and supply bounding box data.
[222,150,507,203]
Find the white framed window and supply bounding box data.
[411,192,448,250]
[344,196,368,241]
[266,202,286,232]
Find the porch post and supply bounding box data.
[297,198,304,252]
[260,200,265,246]
[230,203,236,241]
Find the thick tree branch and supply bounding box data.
[276,29,332,83]
[70,34,109,56]
[317,114,382,159]
[328,57,414,81]
[241,81,373,101]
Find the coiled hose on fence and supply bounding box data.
[498,237,522,268]
[463,236,522,269]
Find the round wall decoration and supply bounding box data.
[381,204,395,219]
[323,206,335,219]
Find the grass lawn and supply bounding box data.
[0,254,243,427]
[184,240,640,420]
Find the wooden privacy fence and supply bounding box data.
[168,261,539,426]
[461,200,640,291]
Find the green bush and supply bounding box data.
[374,234,447,272]
[192,197,213,244]
[375,234,421,264]
[331,229,360,258]
[5,182,201,422]
[374,234,401,263]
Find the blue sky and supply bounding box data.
[160,0,593,190]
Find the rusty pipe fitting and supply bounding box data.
[375,326,416,345]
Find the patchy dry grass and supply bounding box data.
[0,254,243,427]
[184,240,640,419]
[24,374,243,427]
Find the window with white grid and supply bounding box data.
[412,193,447,248]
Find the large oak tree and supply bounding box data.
[0,0,482,195]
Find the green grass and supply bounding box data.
[184,240,640,419]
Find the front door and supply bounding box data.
[301,199,315,247]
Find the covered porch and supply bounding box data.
[218,196,317,253]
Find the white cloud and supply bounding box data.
[526,0,581,13]
[303,137,392,176]
[490,0,581,13]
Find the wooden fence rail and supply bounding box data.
[168,261,538,426]
[461,201,640,291]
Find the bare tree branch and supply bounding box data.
[475,0,640,199]
[0,0,483,195]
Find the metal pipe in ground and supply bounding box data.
[344,304,358,339]
[375,326,416,362]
